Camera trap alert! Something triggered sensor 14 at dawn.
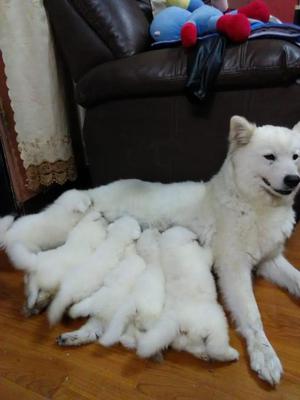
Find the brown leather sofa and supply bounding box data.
[44,0,300,195]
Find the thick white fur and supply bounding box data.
[47,216,141,325]
[57,245,146,346]
[3,117,300,384]
[100,228,165,347]
[0,189,91,257]
[137,226,238,362]
[69,245,146,320]
[9,211,107,311]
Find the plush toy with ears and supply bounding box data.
[150,0,270,46]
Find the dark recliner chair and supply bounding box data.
[44,0,300,198]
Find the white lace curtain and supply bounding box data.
[0,0,76,190]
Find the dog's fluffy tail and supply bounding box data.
[6,242,38,272]
[0,215,14,248]
[100,298,136,347]
[48,287,73,326]
[137,312,178,358]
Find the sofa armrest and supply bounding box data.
[76,47,188,107]
[71,0,150,58]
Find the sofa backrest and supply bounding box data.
[44,0,150,82]
[72,0,150,57]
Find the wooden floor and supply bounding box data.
[1,226,300,400]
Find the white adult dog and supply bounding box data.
[1,116,300,385]
[84,116,300,385]
[136,226,238,362]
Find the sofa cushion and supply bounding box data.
[218,39,300,87]
[76,39,300,107]
[71,0,150,58]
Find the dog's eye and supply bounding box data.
[293,154,299,160]
[264,154,276,161]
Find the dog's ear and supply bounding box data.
[293,121,300,134]
[229,116,256,147]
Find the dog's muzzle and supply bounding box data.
[262,177,297,196]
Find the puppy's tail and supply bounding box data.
[100,298,136,347]
[0,215,15,248]
[6,242,38,272]
[48,287,73,326]
[137,311,179,358]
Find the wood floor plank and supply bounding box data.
[0,377,46,400]
[0,223,300,399]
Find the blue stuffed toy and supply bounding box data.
[150,0,270,47]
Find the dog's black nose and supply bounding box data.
[284,175,300,188]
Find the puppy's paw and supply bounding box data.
[286,276,300,298]
[249,340,283,385]
[120,334,137,350]
[23,304,41,317]
[150,351,164,363]
[23,291,52,317]
[56,190,91,214]
[69,301,90,319]
[75,194,92,214]
[57,333,82,347]
[217,347,239,362]
[57,330,99,347]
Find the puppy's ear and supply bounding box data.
[229,116,256,147]
[293,121,300,134]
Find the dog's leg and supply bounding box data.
[217,262,283,385]
[23,273,52,316]
[257,254,300,297]
[120,324,141,350]
[24,273,39,310]
[57,318,103,347]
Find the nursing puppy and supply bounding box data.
[137,226,238,362]
[100,229,165,348]
[47,216,141,325]
[9,211,107,314]
[57,245,146,347]
[0,189,91,255]
[3,116,300,385]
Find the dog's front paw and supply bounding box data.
[249,339,283,385]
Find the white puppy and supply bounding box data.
[100,228,165,348]
[137,227,238,362]
[47,216,141,325]
[57,245,146,346]
[0,189,91,256]
[9,211,107,314]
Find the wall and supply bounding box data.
[229,0,296,22]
